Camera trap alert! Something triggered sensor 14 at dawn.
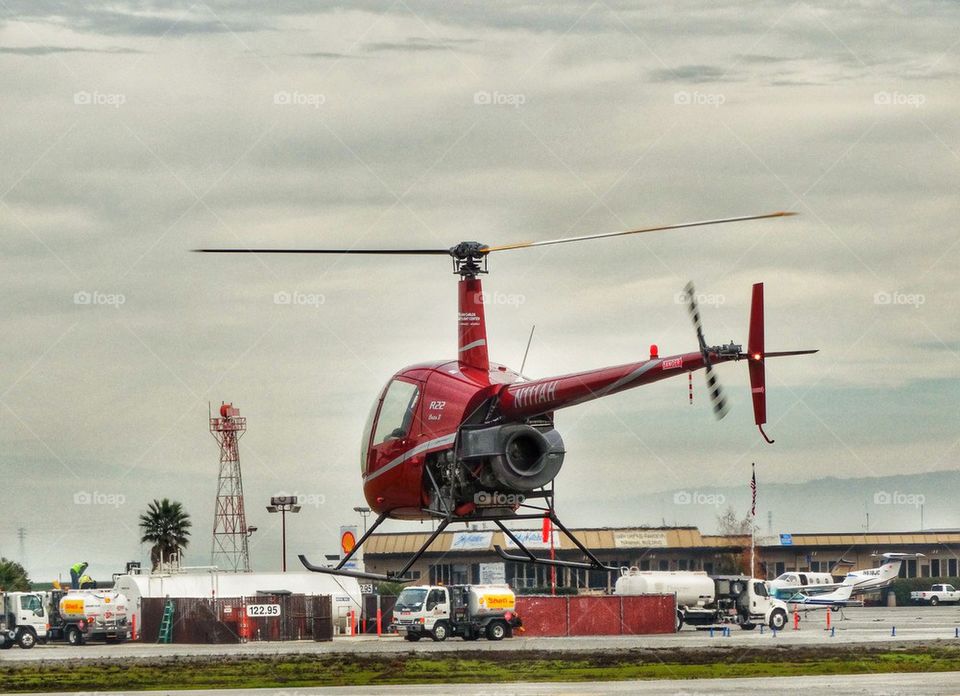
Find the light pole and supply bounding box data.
[266,496,301,572]
[353,506,371,534]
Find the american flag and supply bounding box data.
[750,463,757,517]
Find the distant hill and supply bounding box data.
[569,470,960,535]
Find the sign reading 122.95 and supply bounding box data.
[246,604,281,618]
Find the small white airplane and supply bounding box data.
[769,553,921,608]
[783,582,859,610]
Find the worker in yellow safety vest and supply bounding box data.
[70,561,88,589]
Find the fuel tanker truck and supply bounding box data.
[615,568,789,632]
[44,589,131,645]
[391,584,522,641]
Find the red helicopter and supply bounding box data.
[199,211,816,581]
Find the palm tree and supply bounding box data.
[139,499,192,570]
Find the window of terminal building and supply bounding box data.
[949,558,958,577]
[775,562,785,577]
[921,563,931,578]
[678,559,688,571]
[907,559,917,578]
[430,563,469,585]
[639,559,651,571]
[931,559,941,577]
[703,562,714,575]
[658,559,669,571]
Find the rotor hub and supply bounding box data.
[449,241,489,278]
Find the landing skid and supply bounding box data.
[299,493,617,581]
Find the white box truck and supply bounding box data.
[391,584,522,641]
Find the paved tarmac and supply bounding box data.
[16,672,960,695]
[5,605,960,662]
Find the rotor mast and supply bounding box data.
[451,242,490,373]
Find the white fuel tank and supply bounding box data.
[614,568,715,607]
[466,585,516,617]
[58,590,130,622]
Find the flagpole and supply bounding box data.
[750,463,756,578]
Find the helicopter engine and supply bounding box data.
[427,421,565,515]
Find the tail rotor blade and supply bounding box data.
[705,362,729,420]
[683,282,728,421]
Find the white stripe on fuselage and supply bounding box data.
[363,433,456,483]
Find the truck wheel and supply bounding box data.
[676,611,684,632]
[740,623,756,631]
[66,626,85,646]
[930,596,940,606]
[486,620,507,641]
[403,634,421,642]
[431,622,449,642]
[17,630,36,649]
[769,609,787,631]
[0,636,11,650]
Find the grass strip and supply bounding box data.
[2,646,960,692]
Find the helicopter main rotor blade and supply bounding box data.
[193,248,449,254]
[481,211,795,254]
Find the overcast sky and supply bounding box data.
[1,2,957,581]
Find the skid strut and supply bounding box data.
[301,503,617,580]
[493,513,618,572]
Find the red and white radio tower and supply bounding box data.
[209,402,251,572]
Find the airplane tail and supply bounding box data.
[831,584,855,602]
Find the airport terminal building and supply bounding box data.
[364,526,960,592]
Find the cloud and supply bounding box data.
[363,37,475,53]
[648,64,739,83]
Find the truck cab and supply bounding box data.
[0,591,49,649]
[732,577,788,630]
[391,584,521,641]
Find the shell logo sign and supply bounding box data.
[339,525,362,571]
[341,529,357,555]
[482,594,514,609]
[62,599,85,614]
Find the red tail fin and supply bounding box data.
[747,283,772,442]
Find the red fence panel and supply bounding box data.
[568,596,622,636]
[516,594,676,636]
[620,595,676,635]
[515,596,568,636]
